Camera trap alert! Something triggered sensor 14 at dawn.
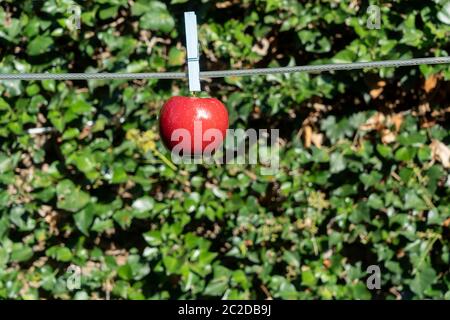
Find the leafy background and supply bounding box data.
[0,0,449,300]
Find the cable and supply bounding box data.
[0,72,185,80]
[201,57,450,78]
[0,57,449,80]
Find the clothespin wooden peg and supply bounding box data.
[184,12,201,92]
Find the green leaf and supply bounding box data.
[118,264,133,280]
[46,246,73,262]
[0,153,14,174]
[352,282,371,300]
[397,132,427,146]
[143,230,162,246]
[56,179,90,212]
[376,144,392,158]
[27,36,54,56]
[26,84,40,96]
[321,116,353,143]
[70,99,93,115]
[367,194,384,209]
[332,49,357,63]
[113,210,133,229]
[204,277,228,296]
[162,256,180,274]
[183,192,200,213]
[437,2,450,25]
[360,171,383,188]
[404,191,428,211]
[168,47,186,67]
[111,165,128,184]
[132,196,154,218]
[11,244,33,262]
[0,247,8,268]
[395,147,416,161]
[301,269,317,287]
[418,146,432,162]
[99,6,119,20]
[283,250,300,268]
[139,2,175,33]
[410,267,437,296]
[55,247,73,262]
[330,152,346,173]
[74,206,94,235]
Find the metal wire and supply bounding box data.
[202,57,450,78]
[0,72,185,80]
[0,57,449,80]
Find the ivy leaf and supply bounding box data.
[330,152,346,173]
[132,196,154,218]
[162,256,180,274]
[204,277,228,296]
[139,2,175,33]
[437,2,450,24]
[352,282,371,300]
[11,244,33,262]
[410,267,437,297]
[168,47,186,67]
[404,191,427,211]
[321,116,353,144]
[27,36,54,56]
[56,180,90,212]
[301,269,317,287]
[46,246,73,262]
[74,205,94,236]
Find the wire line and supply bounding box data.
[0,57,449,80]
[202,57,450,78]
[0,72,185,80]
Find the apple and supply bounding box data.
[159,96,229,155]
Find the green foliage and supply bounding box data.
[0,0,449,300]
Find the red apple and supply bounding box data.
[159,96,229,155]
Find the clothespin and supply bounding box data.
[184,12,201,92]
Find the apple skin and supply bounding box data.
[159,96,229,154]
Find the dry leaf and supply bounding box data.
[313,103,326,112]
[216,1,234,8]
[443,217,450,228]
[323,259,331,268]
[368,80,386,99]
[360,112,385,131]
[252,38,270,56]
[389,113,404,132]
[381,129,396,144]
[79,126,92,140]
[418,103,431,115]
[430,139,450,168]
[303,125,312,148]
[431,106,450,118]
[424,73,439,93]
[370,87,384,99]
[311,132,323,148]
[39,206,60,236]
[421,119,436,129]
